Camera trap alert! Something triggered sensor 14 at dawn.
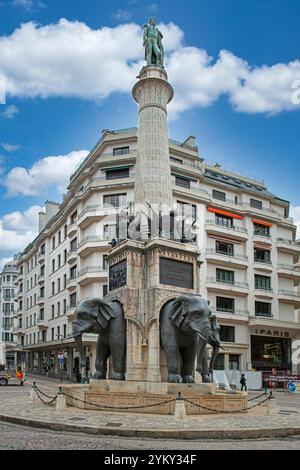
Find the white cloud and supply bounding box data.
[111,9,132,22]
[12,0,45,12]
[0,19,299,117]
[0,205,43,270]
[291,206,300,239]
[4,149,89,197]
[2,105,19,119]
[1,143,21,152]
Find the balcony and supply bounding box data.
[253,232,272,245]
[38,251,46,263]
[13,326,25,336]
[37,317,47,329]
[254,287,273,299]
[37,296,45,305]
[205,249,248,269]
[77,267,108,286]
[278,289,300,306]
[77,237,110,258]
[213,307,249,321]
[66,305,77,319]
[77,205,126,230]
[276,238,300,255]
[38,274,45,285]
[205,220,248,241]
[206,278,249,296]
[67,223,78,238]
[67,248,78,264]
[67,275,77,291]
[253,259,273,272]
[17,272,23,282]
[277,263,300,280]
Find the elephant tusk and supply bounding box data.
[196,332,207,342]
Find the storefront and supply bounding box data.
[250,324,300,372]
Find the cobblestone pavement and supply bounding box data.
[1,421,300,450]
[0,376,299,449]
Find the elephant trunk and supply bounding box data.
[74,333,86,383]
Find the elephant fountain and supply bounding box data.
[160,295,212,384]
[72,298,126,382]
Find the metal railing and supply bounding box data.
[254,286,273,293]
[277,238,299,247]
[206,249,248,261]
[278,289,300,298]
[277,263,300,272]
[207,278,249,289]
[254,259,272,265]
[253,231,272,239]
[78,237,109,248]
[205,220,248,234]
[78,204,127,221]
[77,267,108,277]
[214,307,249,316]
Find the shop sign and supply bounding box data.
[253,329,290,338]
[263,374,300,383]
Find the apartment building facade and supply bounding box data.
[14,128,300,378]
[0,259,18,368]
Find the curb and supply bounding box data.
[1,412,300,440]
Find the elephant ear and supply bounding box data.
[90,299,117,330]
[170,296,189,328]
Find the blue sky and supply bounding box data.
[0,0,299,266]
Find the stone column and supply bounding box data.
[132,66,174,238]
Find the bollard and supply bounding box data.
[56,387,68,411]
[30,382,38,402]
[174,392,186,420]
[267,391,278,416]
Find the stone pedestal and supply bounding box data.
[106,238,201,383]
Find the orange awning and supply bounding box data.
[252,218,273,227]
[208,207,244,220]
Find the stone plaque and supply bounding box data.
[109,259,127,291]
[159,257,194,289]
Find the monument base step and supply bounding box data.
[61,380,248,415]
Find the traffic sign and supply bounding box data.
[288,382,296,393]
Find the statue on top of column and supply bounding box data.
[143,17,164,68]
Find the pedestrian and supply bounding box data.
[16,366,24,386]
[240,373,247,392]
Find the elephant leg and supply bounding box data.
[163,344,183,383]
[93,337,110,380]
[196,339,212,383]
[181,340,198,383]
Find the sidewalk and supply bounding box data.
[0,382,300,439]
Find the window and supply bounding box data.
[63,324,67,339]
[63,299,67,314]
[177,201,197,221]
[103,285,108,297]
[63,274,67,289]
[52,282,55,296]
[113,146,129,156]
[229,354,240,370]
[213,189,226,201]
[104,224,117,240]
[216,297,235,313]
[253,223,270,237]
[216,268,234,285]
[51,328,54,341]
[103,256,108,270]
[70,293,77,308]
[250,198,263,210]
[64,249,67,263]
[52,259,55,273]
[64,224,68,239]
[254,247,271,263]
[220,326,235,342]
[41,265,45,276]
[255,301,272,317]
[255,275,271,291]
[175,176,190,189]
[51,305,55,318]
[106,168,129,180]
[40,287,45,298]
[57,302,60,316]
[215,214,233,228]
[40,244,45,255]
[103,193,127,208]
[58,231,61,244]
[70,238,77,252]
[57,278,61,292]
[71,211,77,225]
[58,254,61,268]
[52,236,56,250]
[216,240,234,256]
[40,309,44,321]
[70,266,77,280]
[213,354,225,370]
[170,156,183,164]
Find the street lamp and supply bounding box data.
[56,334,65,383]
